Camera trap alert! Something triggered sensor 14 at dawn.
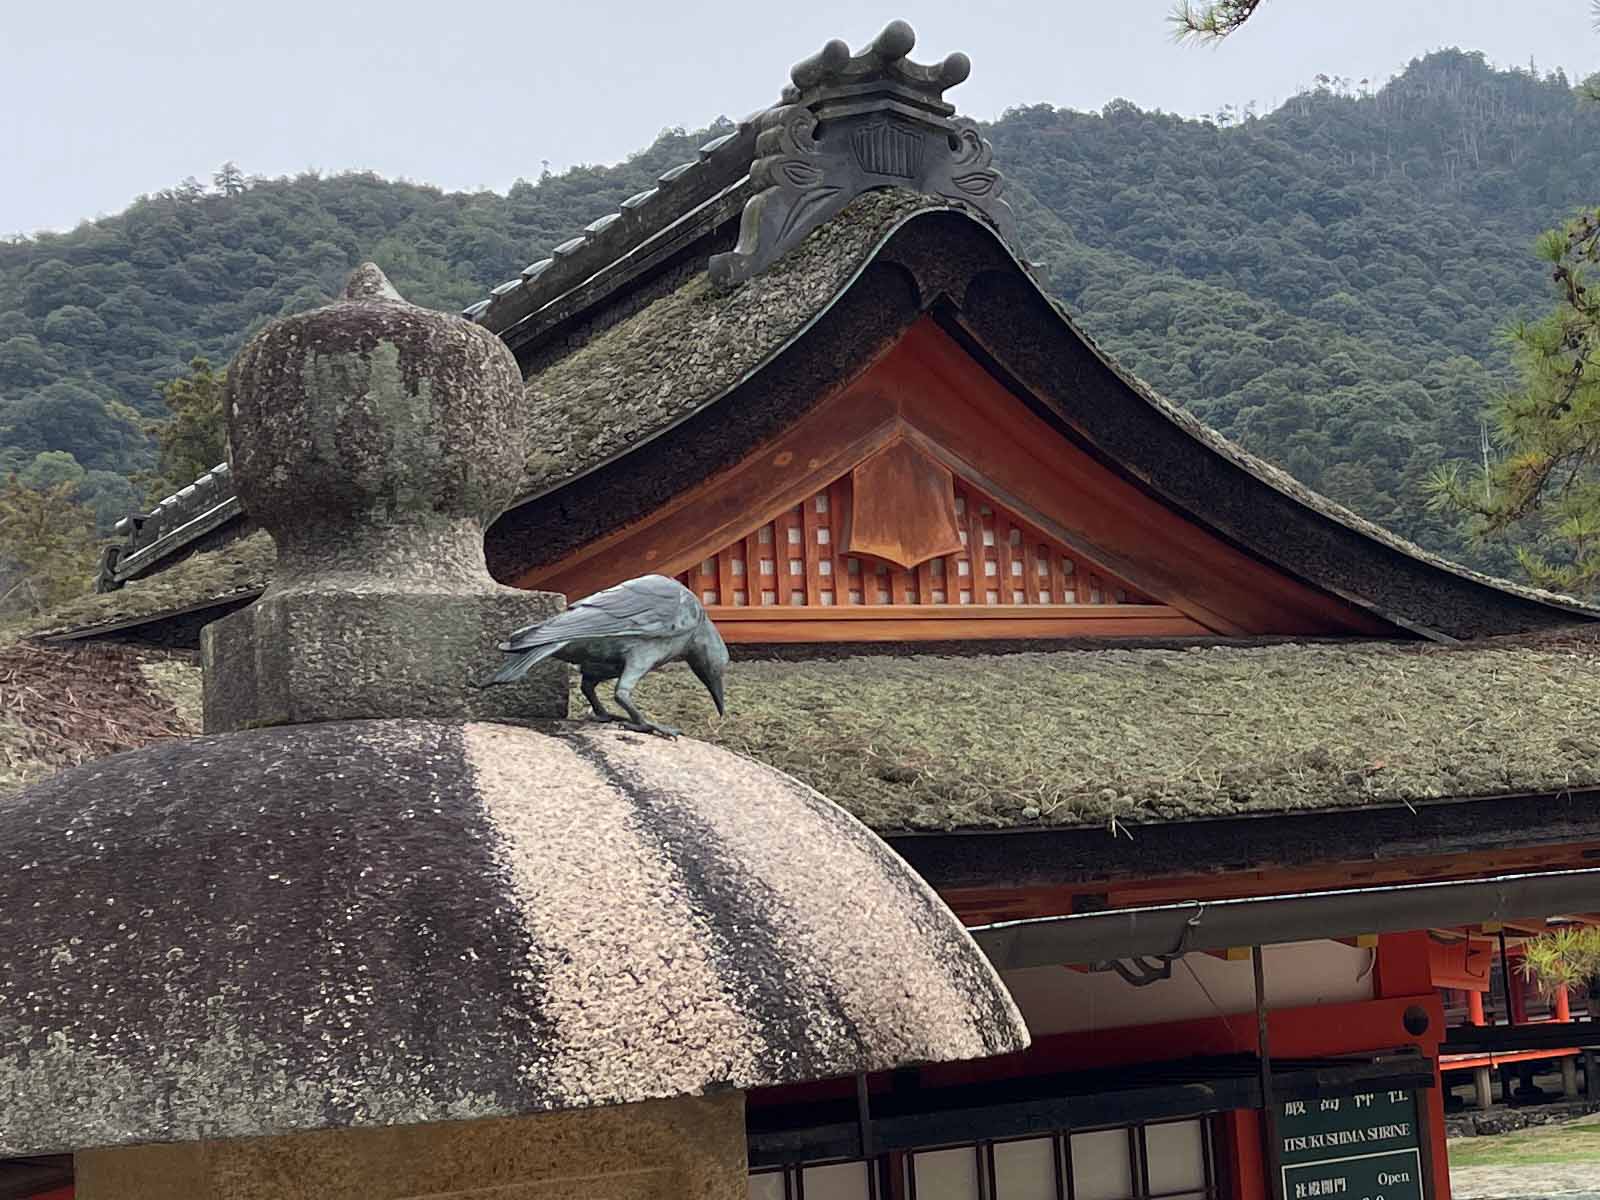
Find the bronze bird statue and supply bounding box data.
[483,574,728,738]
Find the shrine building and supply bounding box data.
[10,20,1600,1200]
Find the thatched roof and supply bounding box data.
[0,639,198,797]
[23,532,274,642]
[81,192,1598,644]
[519,188,941,495]
[513,191,1593,629]
[7,633,1598,834]
[634,636,1600,831]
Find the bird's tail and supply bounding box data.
[478,643,562,687]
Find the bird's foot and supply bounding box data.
[584,710,617,724]
[620,721,681,740]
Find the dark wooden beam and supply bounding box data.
[747,1055,1436,1168]
[1443,1022,1600,1055]
[886,789,1600,892]
[0,1156,72,1200]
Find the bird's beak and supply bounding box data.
[709,676,726,718]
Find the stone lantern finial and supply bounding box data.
[202,264,564,732]
[341,261,405,301]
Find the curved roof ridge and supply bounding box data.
[516,190,985,500]
[843,202,1599,625]
[462,118,765,340]
[503,199,1597,636]
[101,460,239,590]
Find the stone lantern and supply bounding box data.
[0,267,1028,1199]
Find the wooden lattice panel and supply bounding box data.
[678,476,1153,609]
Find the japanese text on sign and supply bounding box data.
[1279,1090,1425,1200]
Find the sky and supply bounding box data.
[3,0,1597,236]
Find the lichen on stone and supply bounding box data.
[0,717,1023,1154]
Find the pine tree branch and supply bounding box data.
[1170,0,1268,42]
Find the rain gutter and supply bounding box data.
[972,867,1600,971]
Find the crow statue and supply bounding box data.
[482,574,727,738]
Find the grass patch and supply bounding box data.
[1450,1115,1600,1168]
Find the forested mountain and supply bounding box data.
[3,48,1598,578]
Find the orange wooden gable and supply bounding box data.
[680,470,1150,609]
[519,318,1394,643]
[672,466,1186,641]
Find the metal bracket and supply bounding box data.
[1087,904,1209,988]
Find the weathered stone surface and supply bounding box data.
[226,266,525,590]
[205,264,567,730]
[1445,1097,1600,1139]
[203,589,565,730]
[0,720,1027,1156]
[75,1092,747,1199]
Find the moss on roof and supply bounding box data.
[623,638,1600,832]
[521,189,962,495]
[5,635,1600,831]
[22,531,275,640]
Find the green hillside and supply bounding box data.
[3,49,1597,578]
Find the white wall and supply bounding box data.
[1003,940,1376,1036]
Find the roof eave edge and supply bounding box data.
[954,222,1600,630]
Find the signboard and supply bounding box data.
[1278,1090,1427,1200]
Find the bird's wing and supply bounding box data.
[499,575,702,650]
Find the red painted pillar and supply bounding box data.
[1376,933,1452,1200]
[1220,1108,1268,1200]
[1468,989,1486,1026]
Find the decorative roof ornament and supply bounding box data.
[708,20,1014,287]
[457,19,1013,342]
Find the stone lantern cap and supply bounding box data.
[0,264,1028,1159]
[0,720,1026,1155]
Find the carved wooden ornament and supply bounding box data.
[708,21,1013,287]
[846,441,965,569]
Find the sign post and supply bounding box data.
[1278,1090,1427,1200]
